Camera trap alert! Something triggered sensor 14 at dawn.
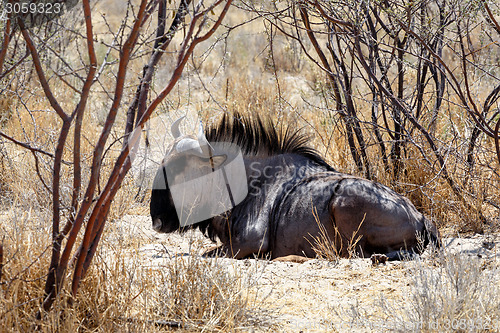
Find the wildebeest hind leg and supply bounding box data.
[202,243,254,259]
[203,245,228,258]
[272,255,311,263]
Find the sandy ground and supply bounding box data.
[109,215,500,332]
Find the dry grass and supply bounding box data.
[307,208,365,262]
[335,252,500,332]
[0,205,264,332]
[153,254,260,331]
[308,215,342,263]
[0,1,500,332]
[405,253,500,332]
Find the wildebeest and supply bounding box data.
[150,113,440,260]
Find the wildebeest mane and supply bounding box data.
[182,113,334,244]
[205,112,333,170]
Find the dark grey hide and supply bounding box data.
[150,114,440,260]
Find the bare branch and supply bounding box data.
[140,0,233,126]
[0,18,11,74]
[19,22,68,121]
[0,131,60,161]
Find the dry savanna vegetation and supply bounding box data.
[0,0,500,331]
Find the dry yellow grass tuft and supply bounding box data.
[0,206,264,332]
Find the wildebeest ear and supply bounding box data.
[210,154,227,168]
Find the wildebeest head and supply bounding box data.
[150,117,227,233]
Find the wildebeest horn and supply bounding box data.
[197,121,209,145]
[171,118,211,157]
[175,138,204,155]
[171,116,185,139]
